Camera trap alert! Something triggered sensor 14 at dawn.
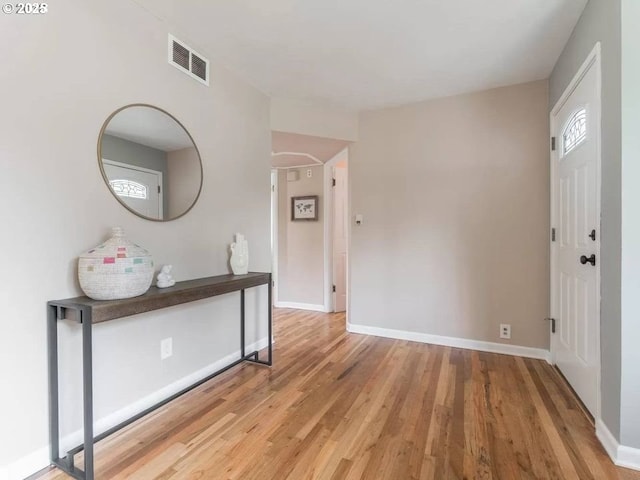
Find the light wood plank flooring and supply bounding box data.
[34,309,639,479]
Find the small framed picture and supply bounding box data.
[291,195,319,221]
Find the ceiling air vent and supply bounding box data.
[190,53,208,82]
[168,34,210,86]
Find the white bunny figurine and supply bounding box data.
[156,265,176,288]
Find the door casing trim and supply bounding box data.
[323,148,349,319]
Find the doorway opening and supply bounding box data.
[270,132,350,320]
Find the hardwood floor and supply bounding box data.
[34,309,639,480]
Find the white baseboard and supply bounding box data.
[597,418,620,461]
[275,301,330,312]
[2,446,49,480]
[596,419,640,471]
[619,445,640,471]
[2,337,270,480]
[347,323,552,362]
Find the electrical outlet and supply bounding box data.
[160,337,173,359]
[500,324,511,340]
[306,169,312,178]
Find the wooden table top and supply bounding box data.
[48,272,271,324]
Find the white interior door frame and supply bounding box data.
[271,169,279,304]
[550,42,602,420]
[323,148,349,319]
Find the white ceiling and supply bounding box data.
[133,0,586,111]
[105,106,194,151]
[272,131,350,168]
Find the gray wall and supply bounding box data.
[350,80,550,350]
[0,0,270,472]
[101,134,169,215]
[620,0,640,449]
[166,146,201,219]
[549,0,622,440]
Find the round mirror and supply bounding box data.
[98,104,203,221]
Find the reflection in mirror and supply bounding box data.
[98,105,203,221]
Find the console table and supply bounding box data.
[47,272,272,480]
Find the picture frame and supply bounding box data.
[291,195,319,221]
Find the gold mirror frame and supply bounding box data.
[97,103,204,222]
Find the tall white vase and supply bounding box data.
[230,233,249,275]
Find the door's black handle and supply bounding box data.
[589,229,596,241]
[580,254,596,266]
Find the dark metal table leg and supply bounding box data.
[240,289,245,358]
[47,304,60,464]
[81,307,95,480]
[47,275,274,479]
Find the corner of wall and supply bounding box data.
[270,97,359,141]
[596,419,640,471]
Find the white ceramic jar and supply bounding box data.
[78,227,154,300]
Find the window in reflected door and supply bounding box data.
[109,179,148,200]
[563,108,587,156]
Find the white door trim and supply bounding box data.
[550,42,602,421]
[323,148,349,320]
[271,169,279,305]
[103,158,164,177]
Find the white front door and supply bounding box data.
[551,48,600,416]
[103,160,163,220]
[333,166,348,312]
